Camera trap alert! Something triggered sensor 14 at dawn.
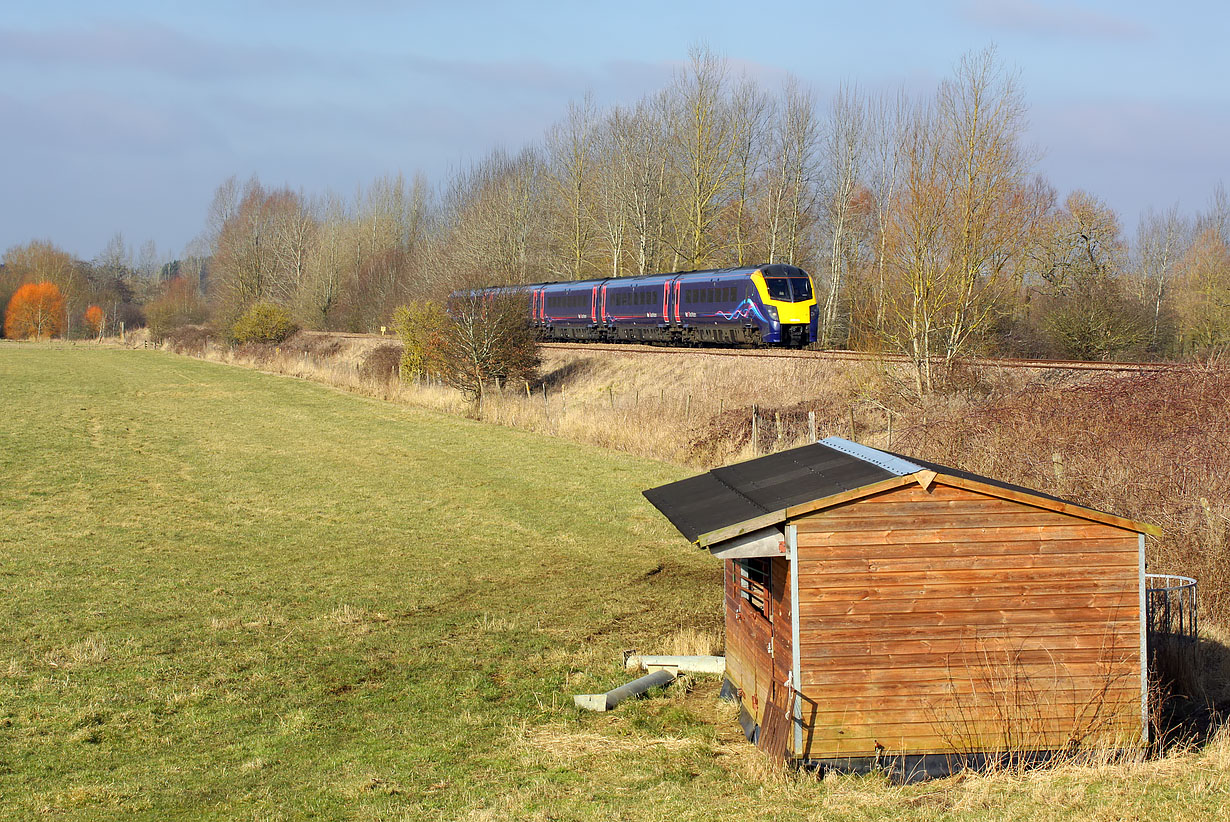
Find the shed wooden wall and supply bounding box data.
[792,481,1142,761]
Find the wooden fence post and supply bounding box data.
[751,405,759,455]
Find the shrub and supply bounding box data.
[230,303,299,345]
[163,325,215,354]
[84,305,105,339]
[146,277,208,342]
[393,300,450,379]
[359,344,403,383]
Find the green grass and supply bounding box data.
[1,343,1228,820]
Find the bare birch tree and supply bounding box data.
[764,78,820,267]
[667,46,737,268]
[819,83,866,346]
[546,96,599,279]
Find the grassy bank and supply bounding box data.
[2,343,1228,820]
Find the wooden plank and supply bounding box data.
[803,510,1081,532]
[798,632,1140,657]
[796,591,1137,618]
[794,574,1138,596]
[933,474,1160,537]
[799,690,1141,713]
[792,625,1136,649]
[796,552,1138,575]
[797,648,1137,672]
[696,510,786,548]
[797,621,1140,646]
[797,537,1137,561]
[799,725,1142,756]
[803,710,1144,738]
[795,523,1127,545]
[800,664,1139,688]
[812,497,1083,519]
[757,692,791,764]
[792,605,1139,631]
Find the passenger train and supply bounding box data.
[459,264,819,348]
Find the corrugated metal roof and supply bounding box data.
[643,436,1150,545]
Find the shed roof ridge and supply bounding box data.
[819,436,924,477]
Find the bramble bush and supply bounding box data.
[230,303,299,344]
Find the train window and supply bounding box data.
[763,278,792,301]
[790,277,813,301]
[735,558,771,617]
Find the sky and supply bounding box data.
[1,0,1228,262]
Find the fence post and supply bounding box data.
[751,405,758,455]
[808,410,816,442]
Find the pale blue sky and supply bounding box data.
[2,0,1227,260]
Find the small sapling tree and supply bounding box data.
[396,292,538,414]
[84,305,105,340]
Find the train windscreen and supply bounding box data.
[763,278,792,301]
[764,276,813,302]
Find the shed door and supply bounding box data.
[731,558,781,730]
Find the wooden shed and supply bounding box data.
[643,437,1160,776]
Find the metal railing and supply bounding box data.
[1145,574,1199,644]
[1145,574,1199,692]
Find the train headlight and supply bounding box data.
[764,305,779,327]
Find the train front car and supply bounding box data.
[747,264,817,347]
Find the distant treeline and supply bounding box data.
[4,47,1228,388]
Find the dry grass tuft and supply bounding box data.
[327,604,388,626]
[659,626,724,657]
[44,637,109,669]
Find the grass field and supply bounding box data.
[2,343,1228,820]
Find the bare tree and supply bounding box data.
[862,89,909,342]
[545,95,599,279]
[819,83,867,346]
[667,45,738,267]
[611,97,670,276]
[763,77,820,267]
[1174,227,1230,354]
[727,77,771,266]
[1132,205,1189,352]
[935,47,1037,365]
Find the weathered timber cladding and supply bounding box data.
[793,482,1141,760]
[723,557,793,730]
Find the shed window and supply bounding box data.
[735,558,771,617]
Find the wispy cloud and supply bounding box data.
[0,22,351,80]
[962,1,1151,41]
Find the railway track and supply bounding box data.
[538,342,1179,373]
[299,330,1179,373]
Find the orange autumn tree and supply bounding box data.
[84,304,106,339]
[4,281,65,339]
